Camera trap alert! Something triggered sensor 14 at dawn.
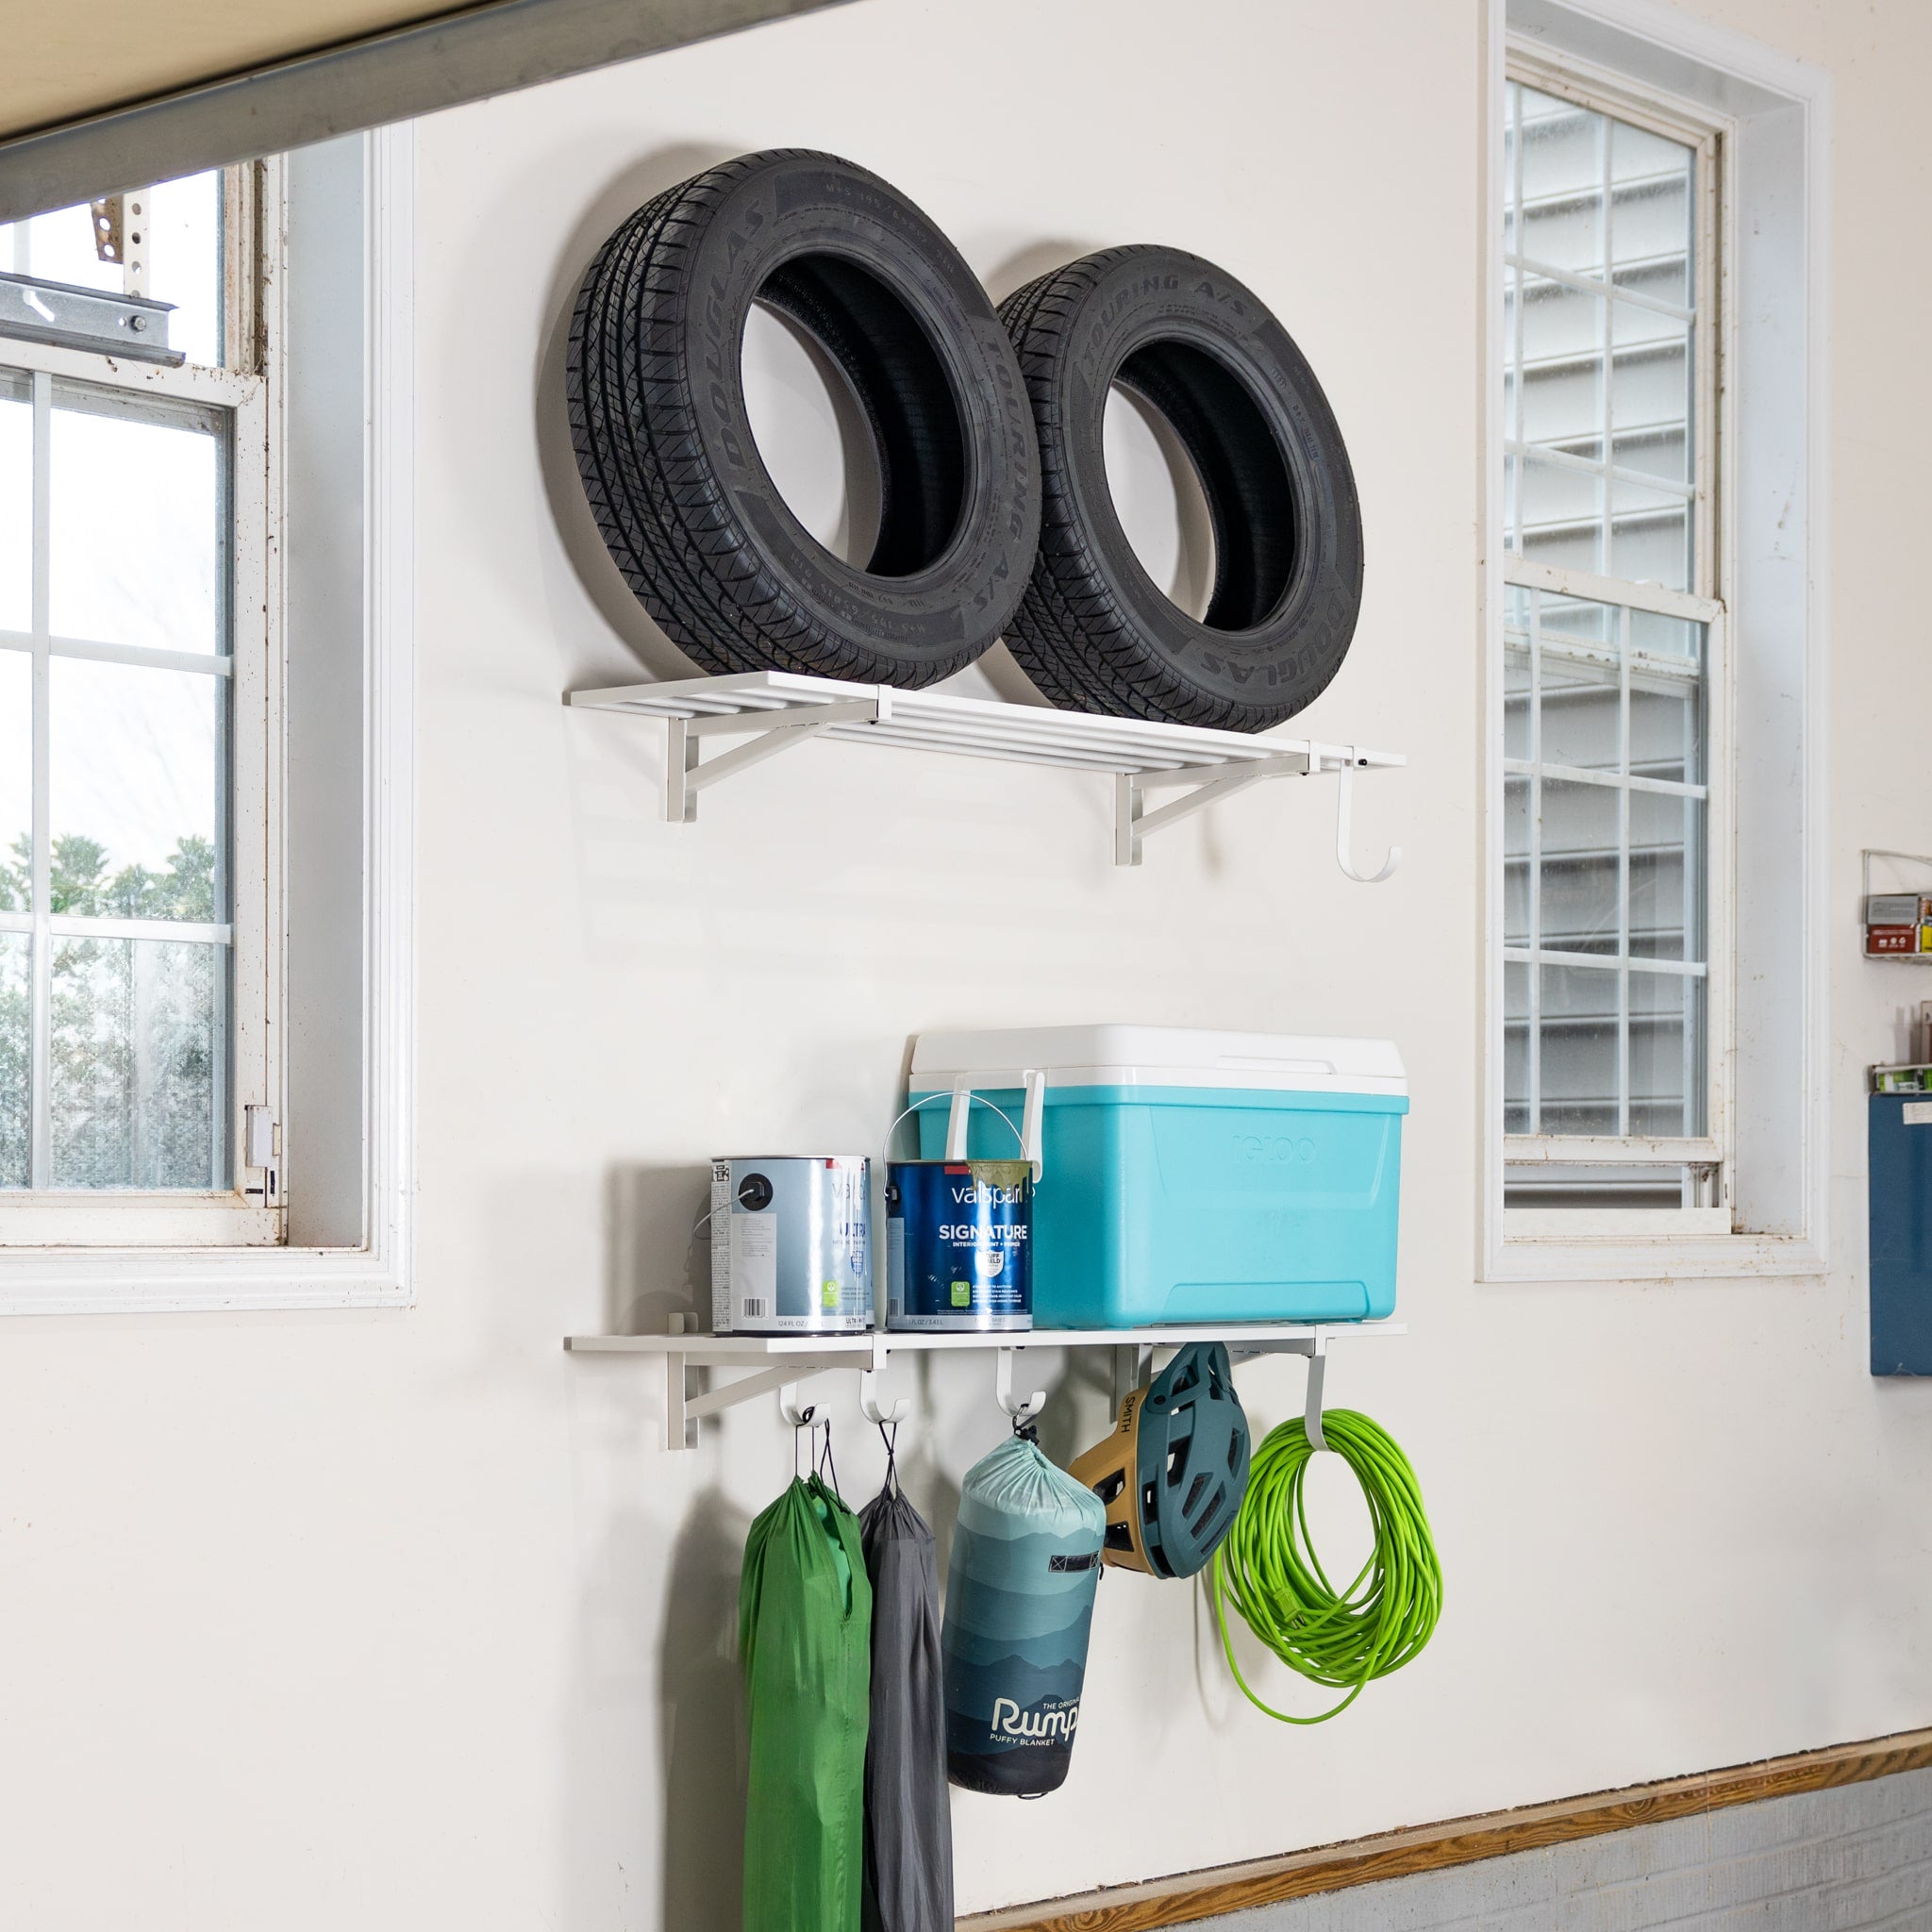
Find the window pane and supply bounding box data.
[1610,475,1690,591]
[0,377,28,633]
[1540,778,1620,955]
[1631,971,1706,1137]
[1630,792,1703,962]
[1505,83,1700,593]
[146,174,224,369]
[1541,641,1620,772]
[0,650,27,906]
[49,394,222,655]
[1504,776,1530,945]
[1504,960,1530,1134]
[0,931,25,1187]
[1629,678,1704,787]
[1540,961,1619,1134]
[49,658,225,923]
[1516,456,1603,572]
[0,173,225,367]
[50,934,221,1189]
[1504,587,1532,758]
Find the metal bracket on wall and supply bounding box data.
[1113,755,1310,866]
[664,697,881,824]
[657,1341,871,1453]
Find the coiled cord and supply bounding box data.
[1209,1407,1442,1724]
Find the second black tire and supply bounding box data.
[1000,247,1364,732]
[568,150,1040,687]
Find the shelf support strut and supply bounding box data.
[666,699,880,824]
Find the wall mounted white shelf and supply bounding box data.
[566,671,1404,873]
[566,1318,1404,1452]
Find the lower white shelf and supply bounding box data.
[566,1318,1406,1452]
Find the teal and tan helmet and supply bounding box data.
[1069,1342,1251,1578]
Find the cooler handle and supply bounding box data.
[886,1083,1044,1181]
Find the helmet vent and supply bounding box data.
[1092,1471,1126,1507]
[1228,1433,1242,1472]
[1165,1441,1191,1487]
[1105,1522,1135,1553]
[1182,1473,1211,1520]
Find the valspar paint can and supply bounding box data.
[886,1158,1032,1332]
[710,1157,873,1335]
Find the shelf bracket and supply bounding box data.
[660,1352,850,1452]
[665,698,881,824]
[1114,755,1310,866]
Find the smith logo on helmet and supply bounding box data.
[990,1696,1079,1741]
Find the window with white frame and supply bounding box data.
[0,168,282,1246]
[1500,61,1731,1226]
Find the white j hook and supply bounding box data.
[1303,1337,1329,1453]
[858,1367,910,1427]
[995,1348,1047,1423]
[1336,752,1401,884]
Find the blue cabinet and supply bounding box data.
[1870,1093,1932,1374]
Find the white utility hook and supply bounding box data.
[1303,1336,1329,1453]
[858,1367,910,1427]
[1335,750,1401,884]
[994,1348,1048,1423]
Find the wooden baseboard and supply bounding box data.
[958,1726,1932,1932]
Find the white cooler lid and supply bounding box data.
[910,1025,1406,1099]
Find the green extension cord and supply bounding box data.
[1209,1407,1443,1724]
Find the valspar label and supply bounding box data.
[886,1158,1032,1332]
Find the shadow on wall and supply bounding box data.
[660,1490,755,1932]
[605,1161,711,1335]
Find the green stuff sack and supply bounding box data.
[739,1473,873,1932]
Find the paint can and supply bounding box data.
[710,1156,873,1335]
[886,1157,1033,1333]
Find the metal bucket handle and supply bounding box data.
[884,1073,1046,1182]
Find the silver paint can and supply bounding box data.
[709,1156,874,1335]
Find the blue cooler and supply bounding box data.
[908,1026,1406,1328]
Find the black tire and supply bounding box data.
[568,151,1040,687]
[998,246,1363,732]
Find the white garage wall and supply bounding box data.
[4,0,1932,1924]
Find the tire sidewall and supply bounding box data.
[675,155,1038,669]
[1040,247,1363,720]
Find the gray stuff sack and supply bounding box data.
[858,1471,954,1932]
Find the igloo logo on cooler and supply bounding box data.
[990,1695,1080,1743]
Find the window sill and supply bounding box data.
[1481,1228,1828,1284]
[0,1242,412,1315]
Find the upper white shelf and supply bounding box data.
[566,671,1405,870]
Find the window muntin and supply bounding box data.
[1500,68,1726,1221]
[0,171,277,1239]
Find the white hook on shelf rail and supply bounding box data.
[858,1367,910,1427]
[1303,1335,1329,1453]
[779,1383,815,1430]
[1336,751,1401,884]
[995,1348,1047,1423]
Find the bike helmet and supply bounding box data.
[1068,1341,1251,1578]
